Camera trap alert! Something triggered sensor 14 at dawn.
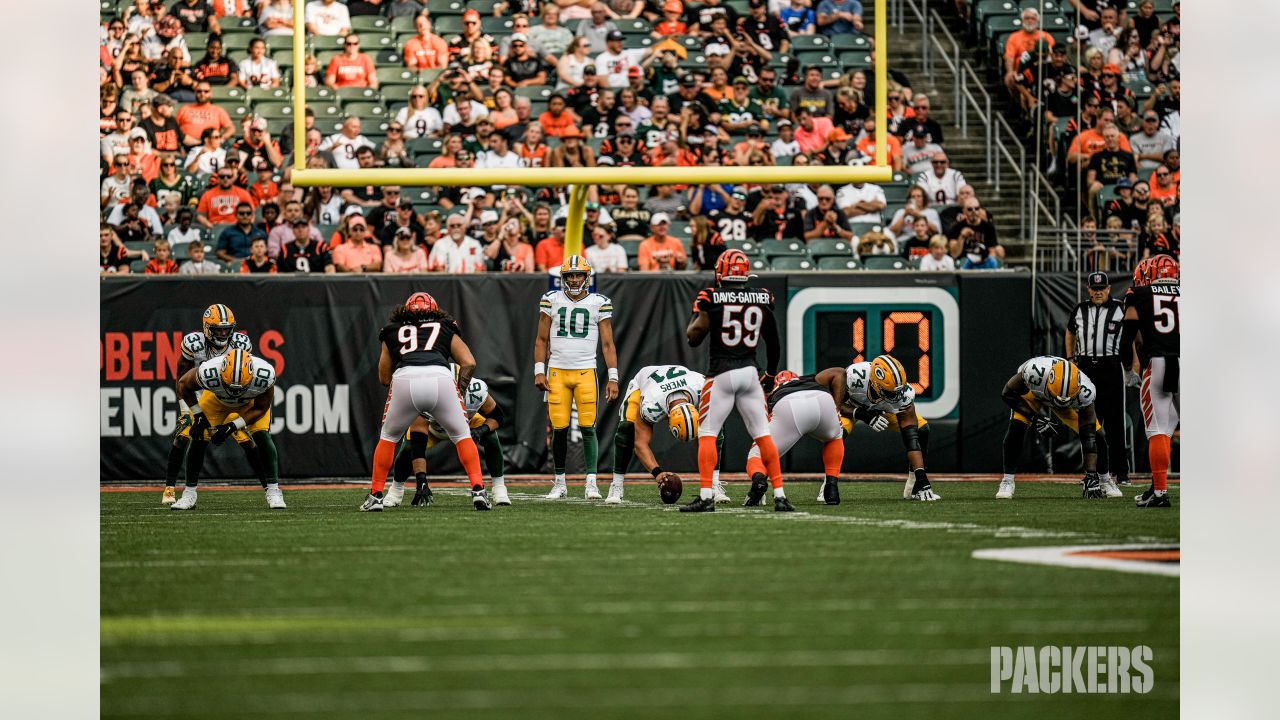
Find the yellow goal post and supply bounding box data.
[289,0,891,256]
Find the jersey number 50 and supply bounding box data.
[721,305,763,347]
[399,322,442,352]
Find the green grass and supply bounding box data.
[101,481,1179,719]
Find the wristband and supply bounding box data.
[189,405,204,416]
[534,362,546,376]
[650,466,664,478]
[178,398,190,413]
[232,417,247,431]
[608,368,619,382]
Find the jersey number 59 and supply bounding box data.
[721,305,763,347]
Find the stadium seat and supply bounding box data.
[220,34,253,54]
[830,33,871,51]
[344,102,386,119]
[254,102,292,119]
[760,239,807,257]
[271,49,295,68]
[377,68,419,87]
[376,49,403,66]
[770,256,815,271]
[620,239,642,258]
[470,0,500,13]
[615,18,652,34]
[335,87,381,103]
[882,185,911,205]
[808,238,852,258]
[410,137,444,156]
[839,51,872,70]
[725,239,760,256]
[797,50,838,68]
[817,256,862,270]
[481,17,514,35]
[750,258,769,271]
[351,16,390,33]
[209,86,245,103]
[791,34,831,51]
[515,86,553,101]
[434,16,463,35]
[862,256,910,270]
[246,87,290,103]
[389,16,417,36]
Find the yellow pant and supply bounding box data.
[408,413,486,444]
[547,367,598,429]
[178,393,269,442]
[620,389,642,423]
[1011,391,1101,432]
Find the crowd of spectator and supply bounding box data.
[983,0,1181,268]
[101,0,1002,276]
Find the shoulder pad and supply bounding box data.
[181,332,206,360]
[229,332,253,352]
[250,356,278,387]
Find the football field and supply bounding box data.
[101,479,1179,719]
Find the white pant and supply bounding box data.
[379,365,471,443]
[747,390,843,461]
[1140,356,1179,438]
[697,366,772,439]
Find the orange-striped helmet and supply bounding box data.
[405,292,438,313]
[773,370,799,389]
[202,304,237,350]
[1044,357,1082,408]
[868,354,909,404]
[715,249,751,284]
[220,348,254,398]
[1132,255,1179,287]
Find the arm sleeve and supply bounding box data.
[1120,317,1140,367]
[761,307,780,375]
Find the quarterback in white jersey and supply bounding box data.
[173,348,284,511]
[998,355,1115,500]
[841,355,940,501]
[163,304,254,506]
[609,364,725,504]
[533,255,619,500]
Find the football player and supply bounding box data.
[385,368,511,508]
[362,292,489,512]
[533,255,620,500]
[839,354,941,502]
[744,369,848,506]
[162,304,257,504]
[610,363,729,505]
[172,347,284,510]
[997,356,1119,500]
[1121,255,1179,508]
[684,249,793,512]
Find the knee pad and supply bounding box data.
[900,425,921,453]
[409,431,429,460]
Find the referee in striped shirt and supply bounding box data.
[1065,271,1129,484]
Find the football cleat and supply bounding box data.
[545,484,568,500]
[584,479,602,500]
[908,469,940,501]
[1134,487,1172,508]
[472,491,492,511]
[604,483,624,505]
[171,487,197,510]
[411,486,434,507]
[384,481,405,508]
[360,492,384,512]
[492,485,511,506]
[774,496,796,512]
[161,486,177,505]
[821,476,841,505]
[265,487,287,509]
[744,473,769,506]
[679,497,717,513]
[1100,475,1123,498]
[712,479,730,504]
[995,479,1015,499]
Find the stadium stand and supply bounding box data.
[99,0,1014,275]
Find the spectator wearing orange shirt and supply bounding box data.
[1147,164,1178,206]
[1066,106,1132,168]
[538,94,580,138]
[196,169,257,228]
[855,117,904,172]
[637,213,688,271]
[535,217,568,271]
[176,82,234,148]
[330,217,383,272]
[792,107,834,155]
[143,239,180,274]
[126,129,161,182]
[1003,8,1055,95]
[403,13,449,70]
[325,34,379,90]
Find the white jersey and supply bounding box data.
[427,377,489,439]
[196,355,277,409]
[320,132,376,170]
[237,57,281,88]
[626,365,706,424]
[181,331,253,365]
[540,291,613,370]
[1018,356,1096,410]
[395,106,443,139]
[914,167,967,207]
[845,362,916,415]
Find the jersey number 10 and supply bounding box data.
[399,322,442,352]
[555,307,590,339]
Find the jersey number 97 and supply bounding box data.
[399,322,442,353]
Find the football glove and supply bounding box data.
[174,411,194,439]
[1031,415,1058,439]
[190,412,211,441]
[866,413,889,432]
[209,423,237,446]
[471,423,493,444]
[1124,369,1141,387]
[1082,471,1105,499]
[411,486,434,507]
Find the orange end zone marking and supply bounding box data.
[1069,550,1180,562]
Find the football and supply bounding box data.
[657,472,683,504]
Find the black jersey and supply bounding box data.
[378,312,462,369]
[279,240,332,273]
[693,284,778,375]
[767,374,825,412]
[1124,280,1180,363]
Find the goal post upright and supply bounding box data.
[288,0,891,257]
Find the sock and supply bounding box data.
[370,438,397,495]
[184,439,209,489]
[390,480,404,492]
[554,473,566,487]
[712,469,721,485]
[700,486,714,500]
[821,437,844,477]
[1148,434,1170,492]
[612,421,635,474]
[164,437,189,487]
[1002,421,1027,475]
[1094,430,1110,476]
[453,436,484,491]
[492,475,506,488]
[481,431,505,478]
[585,473,597,487]
[393,443,413,485]
[754,435,783,489]
[251,431,278,487]
[745,448,766,479]
[918,423,931,459]
[1001,473,1015,483]
[774,487,786,498]
[697,435,718,489]
[551,427,569,475]
[610,472,624,490]
[267,482,279,491]
[581,426,598,478]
